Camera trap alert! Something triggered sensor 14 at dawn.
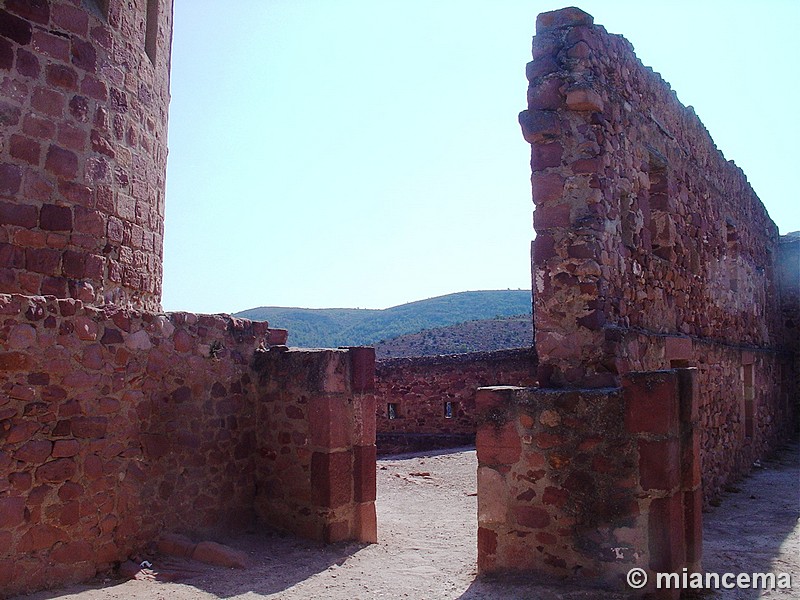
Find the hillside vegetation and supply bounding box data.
[373,315,532,359]
[235,290,532,349]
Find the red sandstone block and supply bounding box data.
[348,346,375,392]
[50,541,93,564]
[542,486,569,508]
[531,172,564,205]
[527,78,563,111]
[0,8,33,44]
[681,431,701,489]
[45,145,79,180]
[10,134,41,165]
[0,162,22,196]
[158,533,197,557]
[18,524,66,552]
[566,88,604,112]
[51,439,80,458]
[6,0,49,25]
[475,387,508,413]
[519,110,560,144]
[6,421,40,442]
[266,328,287,345]
[309,396,351,449]
[192,541,249,569]
[533,203,570,230]
[0,37,14,69]
[0,200,37,227]
[477,527,498,573]
[536,7,594,33]
[665,336,692,361]
[32,87,66,117]
[639,438,680,492]
[676,368,699,425]
[15,439,53,463]
[648,493,685,573]
[531,141,563,171]
[623,371,679,435]
[0,496,25,528]
[53,4,89,35]
[354,501,377,544]
[311,450,353,509]
[476,421,521,466]
[46,64,79,91]
[17,48,39,79]
[71,416,107,439]
[683,489,702,570]
[323,520,351,544]
[514,506,551,529]
[36,457,77,483]
[22,114,55,140]
[354,445,377,503]
[354,394,376,446]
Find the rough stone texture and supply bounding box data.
[375,348,536,453]
[251,346,377,545]
[0,0,172,311]
[0,295,376,596]
[520,7,797,504]
[477,369,701,595]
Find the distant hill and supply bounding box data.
[235,290,532,349]
[374,315,532,359]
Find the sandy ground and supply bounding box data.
[13,441,800,600]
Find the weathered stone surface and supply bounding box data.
[191,541,249,569]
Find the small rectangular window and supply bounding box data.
[387,403,398,420]
[743,364,754,438]
[145,0,159,64]
[444,401,453,419]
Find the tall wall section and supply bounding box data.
[1,0,172,311]
[520,7,797,501]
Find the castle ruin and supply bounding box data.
[0,2,797,598]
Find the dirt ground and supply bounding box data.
[14,441,800,600]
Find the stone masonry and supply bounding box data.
[476,6,798,596]
[0,2,378,596]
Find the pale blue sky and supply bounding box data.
[163,1,799,314]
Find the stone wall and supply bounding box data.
[0,294,376,596]
[0,0,172,310]
[520,6,797,502]
[375,348,536,453]
[252,346,377,544]
[477,369,701,596]
[522,7,792,386]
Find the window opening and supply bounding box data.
[743,364,754,438]
[444,401,453,419]
[145,0,158,64]
[387,403,398,420]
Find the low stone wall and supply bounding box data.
[476,369,700,597]
[0,294,376,596]
[375,348,536,453]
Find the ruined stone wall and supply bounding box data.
[375,348,536,453]
[252,346,377,545]
[521,7,796,501]
[523,7,789,384]
[0,0,172,311]
[477,369,701,595]
[0,294,376,596]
